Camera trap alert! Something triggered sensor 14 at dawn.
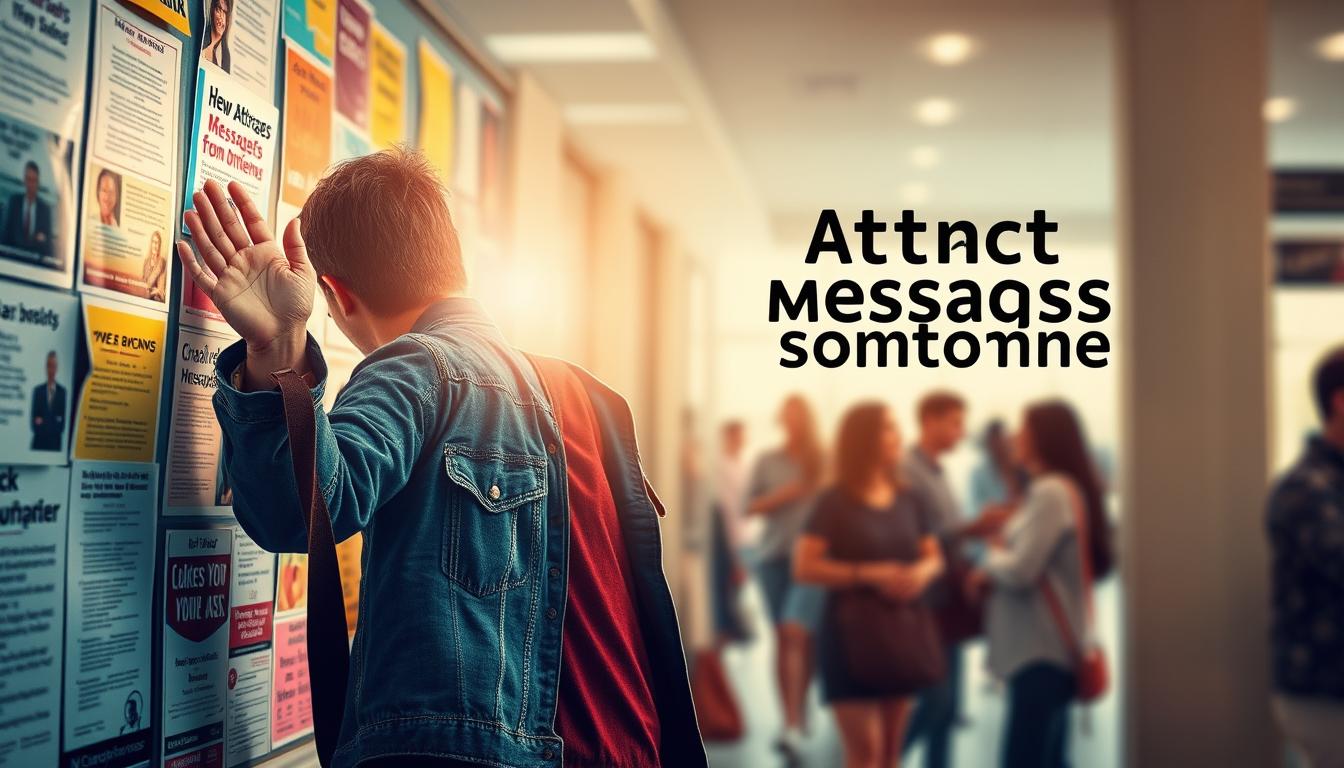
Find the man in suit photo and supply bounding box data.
[3,161,53,257]
[30,350,66,452]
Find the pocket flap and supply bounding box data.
[443,446,548,513]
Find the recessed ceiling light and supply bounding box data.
[924,33,976,66]
[910,145,941,168]
[915,98,958,126]
[486,33,655,63]
[564,103,689,125]
[900,182,930,206]
[1263,96,1297,123]
[1317,32,1344,61]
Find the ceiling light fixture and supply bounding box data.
[915,98,958,126]
[1263,96,1297,123]
[564,103,689,125]
[910,145,941,168]
[1317,32,1344,61]
[485,33,655,63]
[924,33,976,66]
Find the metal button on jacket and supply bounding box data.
[488,484,501,500]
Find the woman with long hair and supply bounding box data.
[201,0,232,73]
[794,402,944,768]
[142,231,166,302]
[973,400,1113,768]
[746,394,827,758]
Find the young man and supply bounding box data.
[1266,347,1344,768]
[176,150,704,768]
[900,391,967,768]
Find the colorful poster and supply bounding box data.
[78,2,182,311]
[480,103,503,237]
[72,298,167,464]
[270,550,311,746]
[278,40,332,225]
[198,0,281,99]
[0,0,90,288]
[333,0,370,131]
[282,0,334,65]
[416,41,453,184]
[161,529,232,768]
[454,82,481,200]
[124,0,191,35]
[62,461,156,768]
[369,23,405,149]
[0,281,78,465]
[332,119,370,163]
[336,535,361,639]
[0,464,69,768]
[225,526,275,766]
[164,327,236,514]
[181,65,280,233]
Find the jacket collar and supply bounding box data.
[411,297,496,334]
[1308,434,1344,471]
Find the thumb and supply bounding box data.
[282,217,310,272]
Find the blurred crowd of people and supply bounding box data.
[689,391,1114,768]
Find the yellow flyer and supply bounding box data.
[369,23,406,149]
[73,297,167,463]
[416,41,453,183]
[124,0,191,35]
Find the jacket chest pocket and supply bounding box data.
[442,446,548,597]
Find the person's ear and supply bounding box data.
[321,275,358,317]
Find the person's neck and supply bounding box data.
[917,435,942,461]
[364,295,460,350]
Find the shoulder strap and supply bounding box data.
[272,368,349,768]
[1039,479,1095,660]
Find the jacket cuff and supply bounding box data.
[213,334,328,424]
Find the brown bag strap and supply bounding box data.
[1039,481,1094,663]
[272,368,349,768]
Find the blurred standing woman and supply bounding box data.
[795,402,945,768]
[747,394,826,759]
[974,401,1112,768]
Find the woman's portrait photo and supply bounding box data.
[94,168,120,227]
[200,0,232,73]
[142,231,166,302]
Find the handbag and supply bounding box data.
[689,649,744,742]
[934,546,985,644]
[1039,486,1109,704]
[833,588,946,693]
[272,368,350,767]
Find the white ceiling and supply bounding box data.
[442,0,1344,256]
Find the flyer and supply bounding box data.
[416,41,453,183]
[78,2,182,312]
[454,82,481,200]
[278,40,332,225]
[0,464,68,768]
[336,534,361,638]
[181,64,280,233]
[198,0,281,99]
[62,461,156,768]
[332,118,371,164]
[164,326,237,514]
[270,553,312,746]
[72,297,168,464]
[282,0,334,65]
[161,528,232,768]
[225,526,275,766]
[0,0,90,288]
[480,103,503,237]
[368,22,405,149]
[0,280,78,466]
[123,0,191,36]
[333,0,370,131]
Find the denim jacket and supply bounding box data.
[212,298,704,768]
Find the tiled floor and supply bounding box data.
[705,583,1123,768]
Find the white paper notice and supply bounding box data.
[164,327,237,515]
[0,280,78,466]
[197,0,281,99]
[0,464,69,768]
[62,461,156,768]
[225,526,275,766]
[161,529,232,768]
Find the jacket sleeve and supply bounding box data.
[984,478,1073,589]
[212,333,441,553]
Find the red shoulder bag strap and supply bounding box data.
[272,368,350,767]
[1039,482,1095,662]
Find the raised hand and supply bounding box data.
[177,180,315,350]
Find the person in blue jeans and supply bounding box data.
[175,150,703,768]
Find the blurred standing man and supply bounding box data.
[901,391,967,768]
[1267,348,1344,768]
[175,150,704,768]
[3,161,52,256]
[29,351,65,451]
